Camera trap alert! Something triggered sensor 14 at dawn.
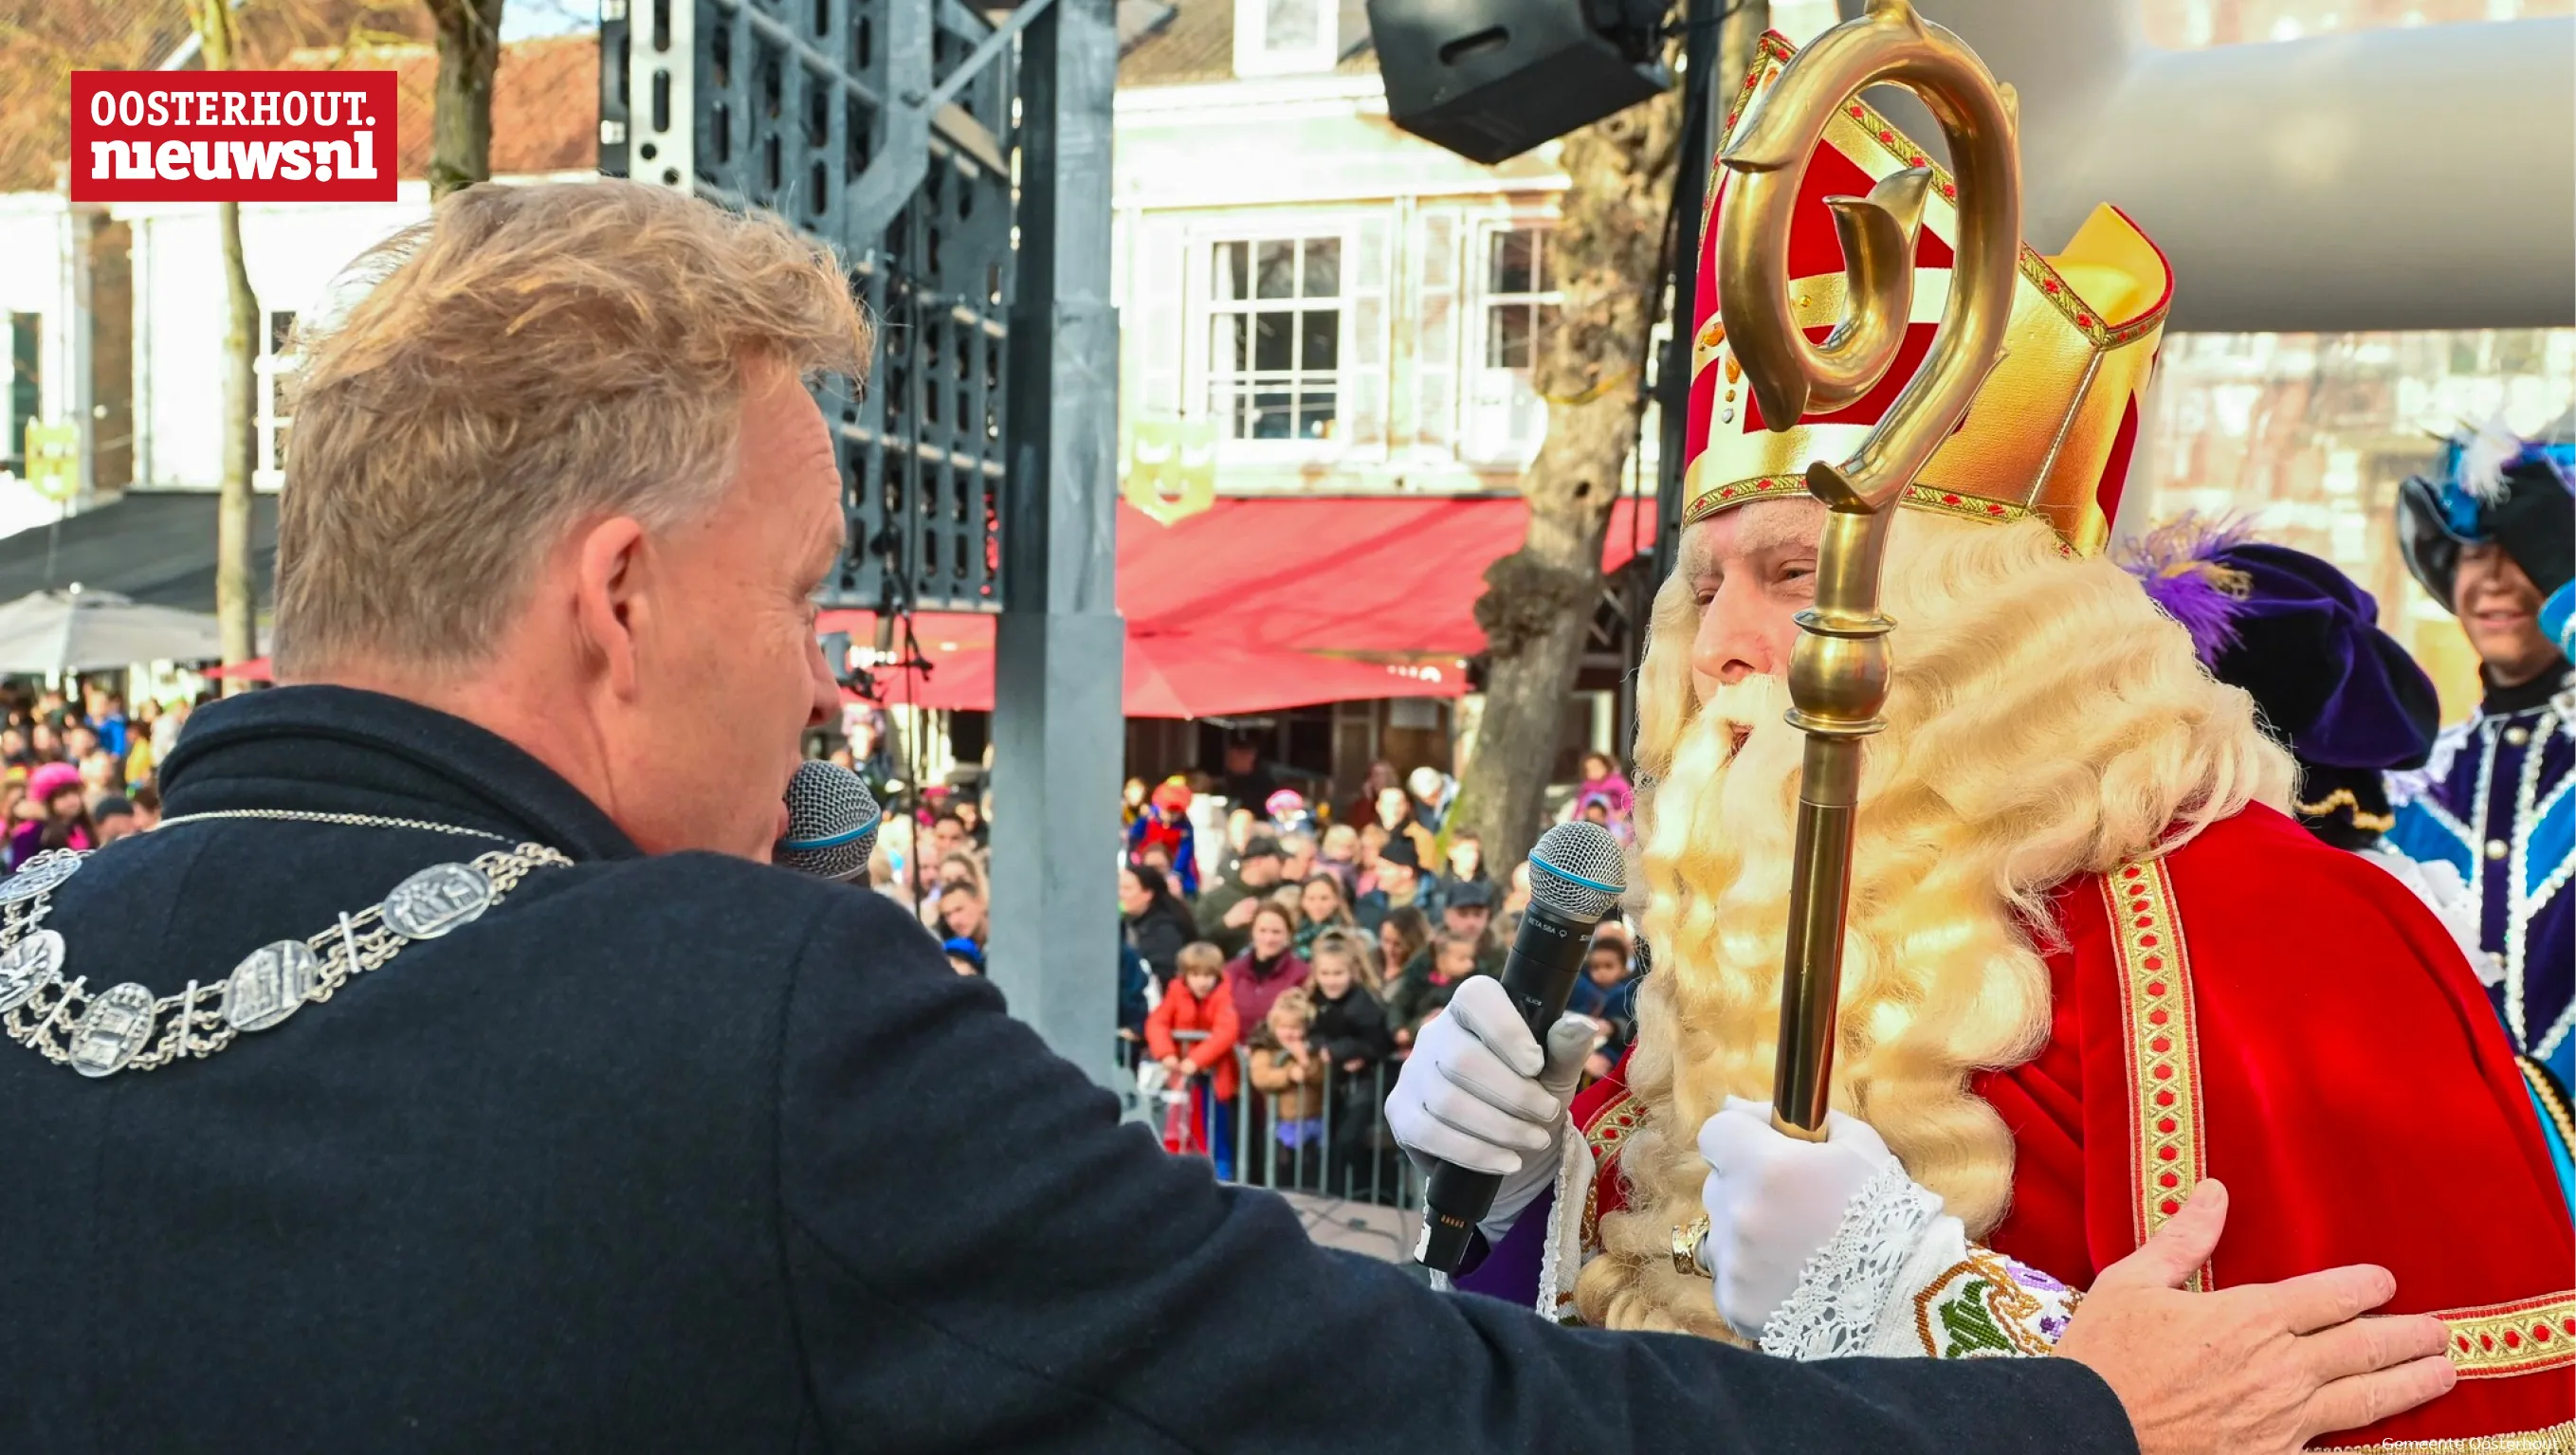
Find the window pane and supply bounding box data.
[1256,242,1297,300]
[1302,239,1340,299]
[1212,314,1246,372]
[1301,308,1338,372]
[1252,312,1293,372]
[268,309,299,355]
[1489,305,1530,369]
[1491,229,1535,295]
[1251,390,1293,439]
[1297,391,1336,439]
[1215,241,1249,300]
[1264,0,1319,51]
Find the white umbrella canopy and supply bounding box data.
[0,588,227,675]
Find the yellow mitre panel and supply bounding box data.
[1682,32,2173,556]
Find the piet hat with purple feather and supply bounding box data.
[2122,517,2440,846]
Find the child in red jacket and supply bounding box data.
[1144,942,1240,1176]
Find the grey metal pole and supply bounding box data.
[987,0,1124,1089]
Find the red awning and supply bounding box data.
[851,629,1462,718]
[1116,496,1652,656]
[816,494,1655,697]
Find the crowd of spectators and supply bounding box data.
[1106,755,1643,1196]
[844,736,1645,1197]
[0,682,191,869]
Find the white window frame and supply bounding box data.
[1463,219,1562,466]
[1232,0,1340,78]
[1187,225,1359,457]
[254,307,298,491]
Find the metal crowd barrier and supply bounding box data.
[1150,1030,1422,1211]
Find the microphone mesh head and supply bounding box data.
[777,760,882,882]
[1527,821,1622,922]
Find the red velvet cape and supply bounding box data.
[1573,804,2573,1448]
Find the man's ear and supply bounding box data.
[572,516,651,700]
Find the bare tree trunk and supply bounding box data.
[192,0,262,691]
[1454,95,1683,873]
[214,199,260,689]
[426,0,507,201]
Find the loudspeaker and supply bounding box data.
[1367,0,1672,164]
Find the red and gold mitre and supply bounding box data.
[1682,30,2172,556]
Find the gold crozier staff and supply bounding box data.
[1712,0,2022,1138]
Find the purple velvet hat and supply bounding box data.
[2122,516,2440,774]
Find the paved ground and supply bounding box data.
[1275,1191,1428,1277]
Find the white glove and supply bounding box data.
[1383,976,1596,1240]
[1696,1096,1902,1338]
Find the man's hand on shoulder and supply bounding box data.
[2055,1180,2456,1455]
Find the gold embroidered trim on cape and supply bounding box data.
[2313,1419,2576,1452]
[1578,1087,1647,1259]
[2436,1291,2576,1380]
[2104,857,2211,1291]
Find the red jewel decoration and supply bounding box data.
[2480,1334,2495,1351]
[2564,1318,2576,1336]
[2504,1331,2523,1350]
[1941,493,1962,505]
[1940,183,1955,198]
[2158,1198,2180,1216]
[2158,1172,2179,1189]
[2075,314,2093,329]
[2156,1145,2177,1162]
[2148,1009,2168,1026]
[2153,1064,2173,1082]
[2154,1089,2175,1107]
[2457,1335,2473,1352]
[2122,866,2141,880]
[2150,1037,2171,1055]
[2532,1324,2551,1343]
[2144,956,2163,972]
[2155,1116,2175,1134]
[1985,503,2005,516]
[2042,279,2060,294]
[1848,103,1865,119]
[2138,934,2158,948]
[2146,981,2166,997]
[1877,129,1894,144]
[2134,916,2153,929]
[1909,154,1927,167]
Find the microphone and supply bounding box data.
[1415,819,1623,1273]
[776,760,884,881]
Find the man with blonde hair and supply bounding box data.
[1391,27,2568,1455]
[0,178,2459,1454]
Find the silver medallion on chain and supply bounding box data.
[379,863,493,940]
[0,850,82,905]
[69,982,158,1077]
[223,939,323,1033]
[2,837,569,1078]
[0,929,62,1012]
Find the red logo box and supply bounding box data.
[70,71,398,204]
